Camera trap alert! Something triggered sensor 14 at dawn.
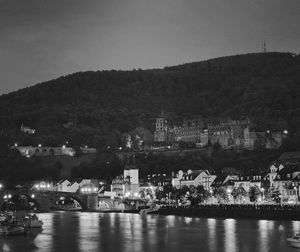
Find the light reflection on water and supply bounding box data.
[224,219,237,252]
[258,220,269,251]
[207,218,216,251]
[78,212,99,252]
[0,212,299,251]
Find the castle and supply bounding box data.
[153,113,285,150]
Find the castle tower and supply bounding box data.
[154,111,168,142]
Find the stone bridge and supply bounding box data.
[0,189,141,212]
[0,189,99,211]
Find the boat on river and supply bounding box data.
[0,223,25,235]
[287,234,300,248]
[139,205,160,215]
[0,213,25,235]
[23,213,43,228]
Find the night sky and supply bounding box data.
[0,0,299,95]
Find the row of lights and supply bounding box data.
[3,194,11,199]
[266,130,288,134]
[14,143,124,150]
[3,194,35,199]
[226,187,265,194]
[35,184,51,189]
[13,130,290,151]
[108,146,123,151]
[81,187,98,193]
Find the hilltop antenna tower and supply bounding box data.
[262,40,267,53]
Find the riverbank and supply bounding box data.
[32,204,300,221]
[156,204,300,221]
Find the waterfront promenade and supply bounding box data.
[156,204,300,220]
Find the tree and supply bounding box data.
[248,186,261,202]
[271,190,281,203]
[213,187,228,204]
[231,186,247,203]
[194,185,211,203]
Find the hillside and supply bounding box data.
[0,52,299,149]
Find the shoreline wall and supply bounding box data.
[157,204,300,221]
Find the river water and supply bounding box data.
[0,211,299,252]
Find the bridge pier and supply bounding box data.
[36,194,52,211]
[86,195,99,210]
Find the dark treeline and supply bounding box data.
[0,137,283,186]
[136,146,281,177]
[0,52,298,149]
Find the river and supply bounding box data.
[0,211,299,252]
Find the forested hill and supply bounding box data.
[0,52,299,148]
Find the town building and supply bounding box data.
[12,146,75,157]
[79,179,100,193]
[145,173,172,189]
[111,156,140,198]
[234,175,266,192]
[56,179,99,193]
[265,162,285,188]
[202,174,217,191]
[273,163,300,203]
[172,170,184,188]
[210,174,239,190]
[21,123,35,134]
[180,169,210,188]
[110,176,125,197]
[56,179,80,193]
